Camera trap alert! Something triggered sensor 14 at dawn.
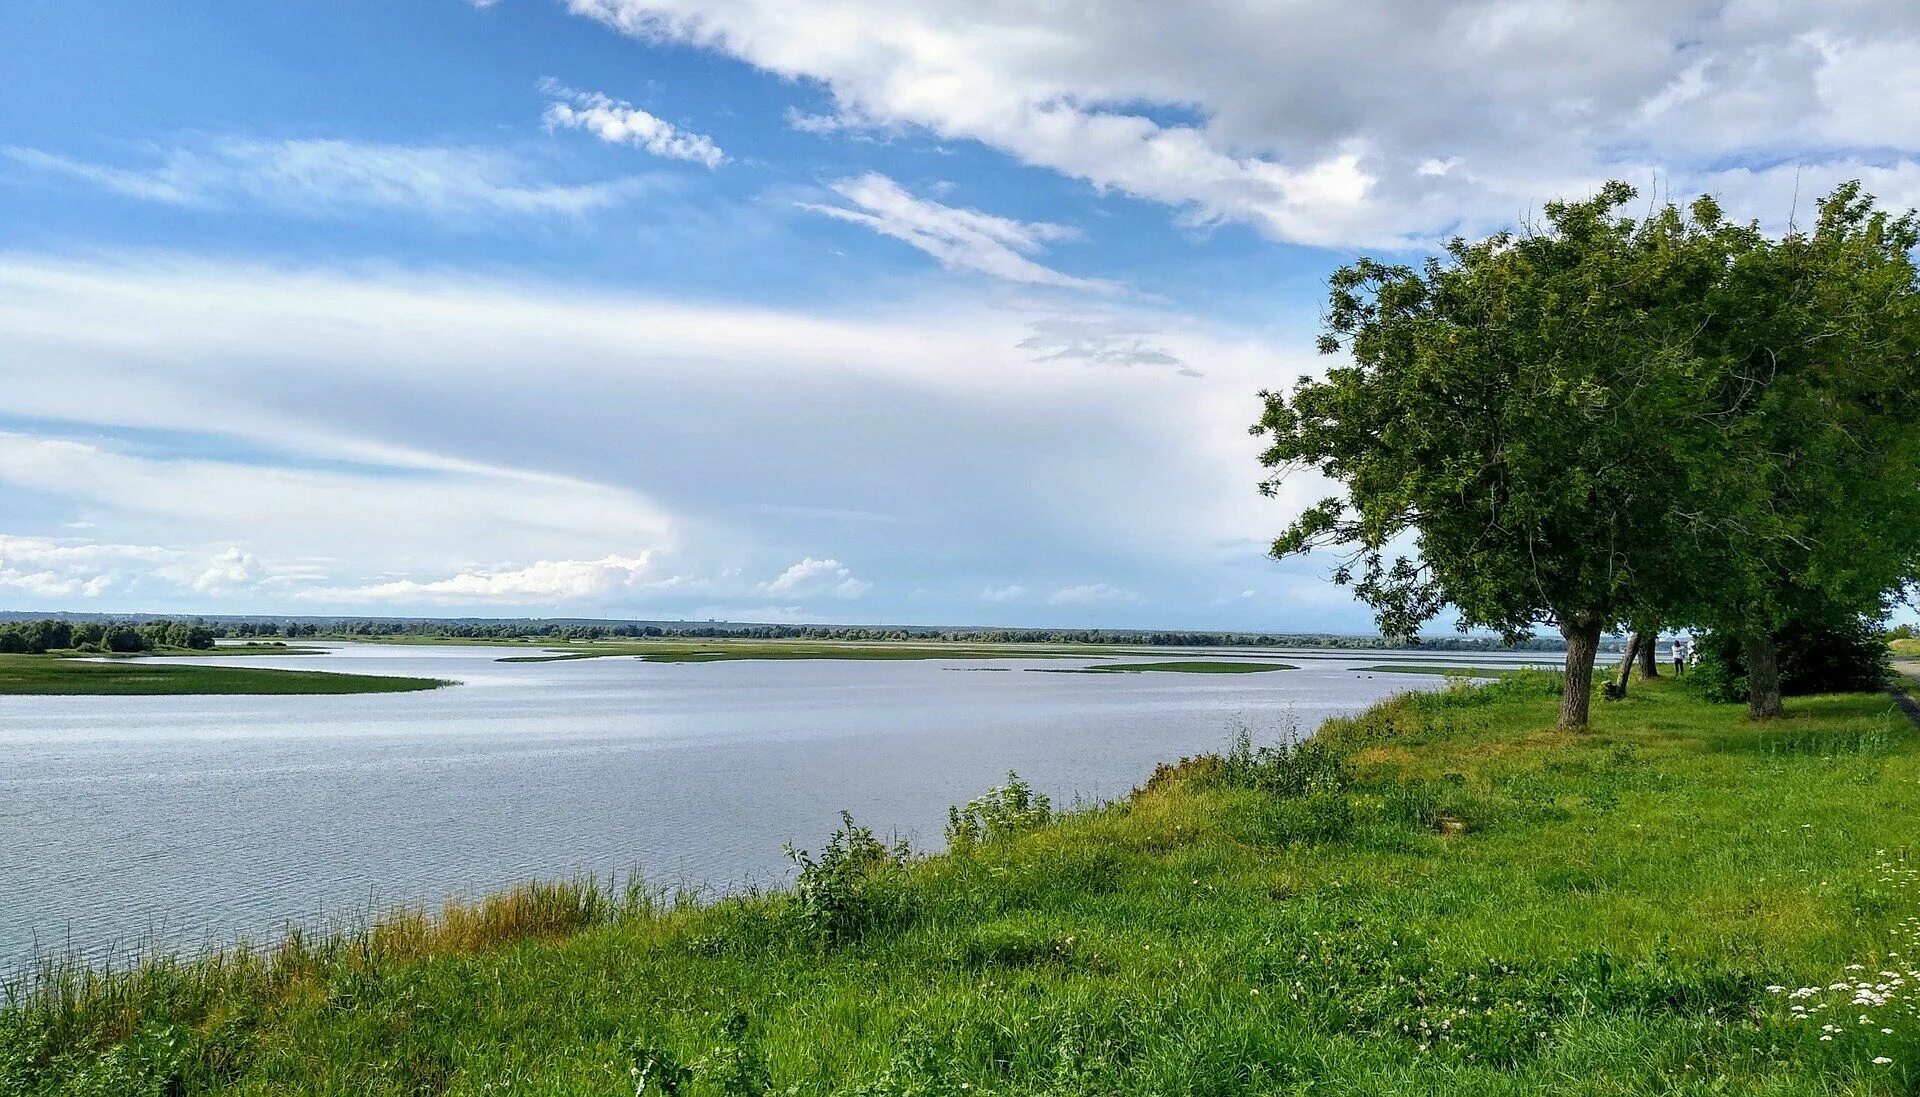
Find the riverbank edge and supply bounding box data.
[6,671,1916,1092]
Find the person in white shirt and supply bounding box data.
[1672,636,1691,677]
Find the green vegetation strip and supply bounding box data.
[0,654,446,695]
[10,676,1920,1092]
[1035,660,1295,674]
[491,640,1092,664]
[1359,663,1540,677]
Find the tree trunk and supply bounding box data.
[1634,628,1659,680]
[1611,632,1640,698]
[1559,615,1602,730]
[1745,628,1785,719]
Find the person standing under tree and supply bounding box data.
[1672,636,1690,677]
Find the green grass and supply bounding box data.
[0,654,446,695]
[8,675,1920,1094]
[1034,660,1296,674]
[1890,638,1920,657]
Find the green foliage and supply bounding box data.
[1212,728,1352,797]
[783,812,912,949]
[1254,183,1750,644]
[1693,609,1893,703]
[0,618,216,655]
[945,772,1051,853]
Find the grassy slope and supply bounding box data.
[0,654,445,695]
[7,676,1918,1094]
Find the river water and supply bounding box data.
[0,642,1558,964]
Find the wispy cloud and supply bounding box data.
[1018,316,1195,376]
[1047,582,1142,606]
[4,139,643,219]
[801,173,1117,291]
[317,554,658,603]
[981,584,1027,602]
[540,79,725,167]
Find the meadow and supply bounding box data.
[0,654,444,696]
[5,673,1917,1094]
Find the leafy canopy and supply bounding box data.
[1255,183,1755,641]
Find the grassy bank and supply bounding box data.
[6,675,1918,1094]
[0,654,446,696]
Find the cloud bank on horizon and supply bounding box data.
[2,0,1918,630]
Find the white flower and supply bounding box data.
[1874,1056,1894,1065]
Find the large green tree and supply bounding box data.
[1254,184,1766,728]
[1256,182,1920,727]
[1684,184,1920,717]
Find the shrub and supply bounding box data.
[1213,728,1351,797]
[784,812,911,948]
[945,772,1051,853]
[1694,608,1891,703]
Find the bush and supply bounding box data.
[945,772,1051,853]
[784,812,912,948]
[1694,610,1891,702]
[1213,728,1351,797]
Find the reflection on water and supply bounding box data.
[0,642,1558,963]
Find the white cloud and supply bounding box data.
[190,547,268,595]
[1018,315,1193,375]
[0,430,677,590]
[319,554,657,603]
[0,534,296,602]
[540,79,725,167]
[1047,583,1142,606]
[801,173,1114,290]
[761,556,871,598]
[4,139,643,219]
[980,584,1027,602]
[0,253,1344,623]
[565,0,1920,246]
[0,534,168,600]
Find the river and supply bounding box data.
[0,642,1559,964]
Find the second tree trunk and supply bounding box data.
[1745,628,1785,719]
[1560,615,1602,729]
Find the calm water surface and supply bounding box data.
[1,643,1558,964]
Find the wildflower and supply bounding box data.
[1874,1056,1894,1065]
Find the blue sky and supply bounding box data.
[2,1,1917,630]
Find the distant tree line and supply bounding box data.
[206,618,1572,650]
[0,618,216,655]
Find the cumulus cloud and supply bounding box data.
[0,534,292,602]
[761,557,871,598]
[539,79,726,166]
[319,553,658,602]
[1047,582,1142,606]
[801,173,1114,290]
[189,547,269,595]
[0,534,169,600]
[980,584,1027,602]
[565,0,1920,246]
[4,139,643,219]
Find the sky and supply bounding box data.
[3,1,1919,632]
